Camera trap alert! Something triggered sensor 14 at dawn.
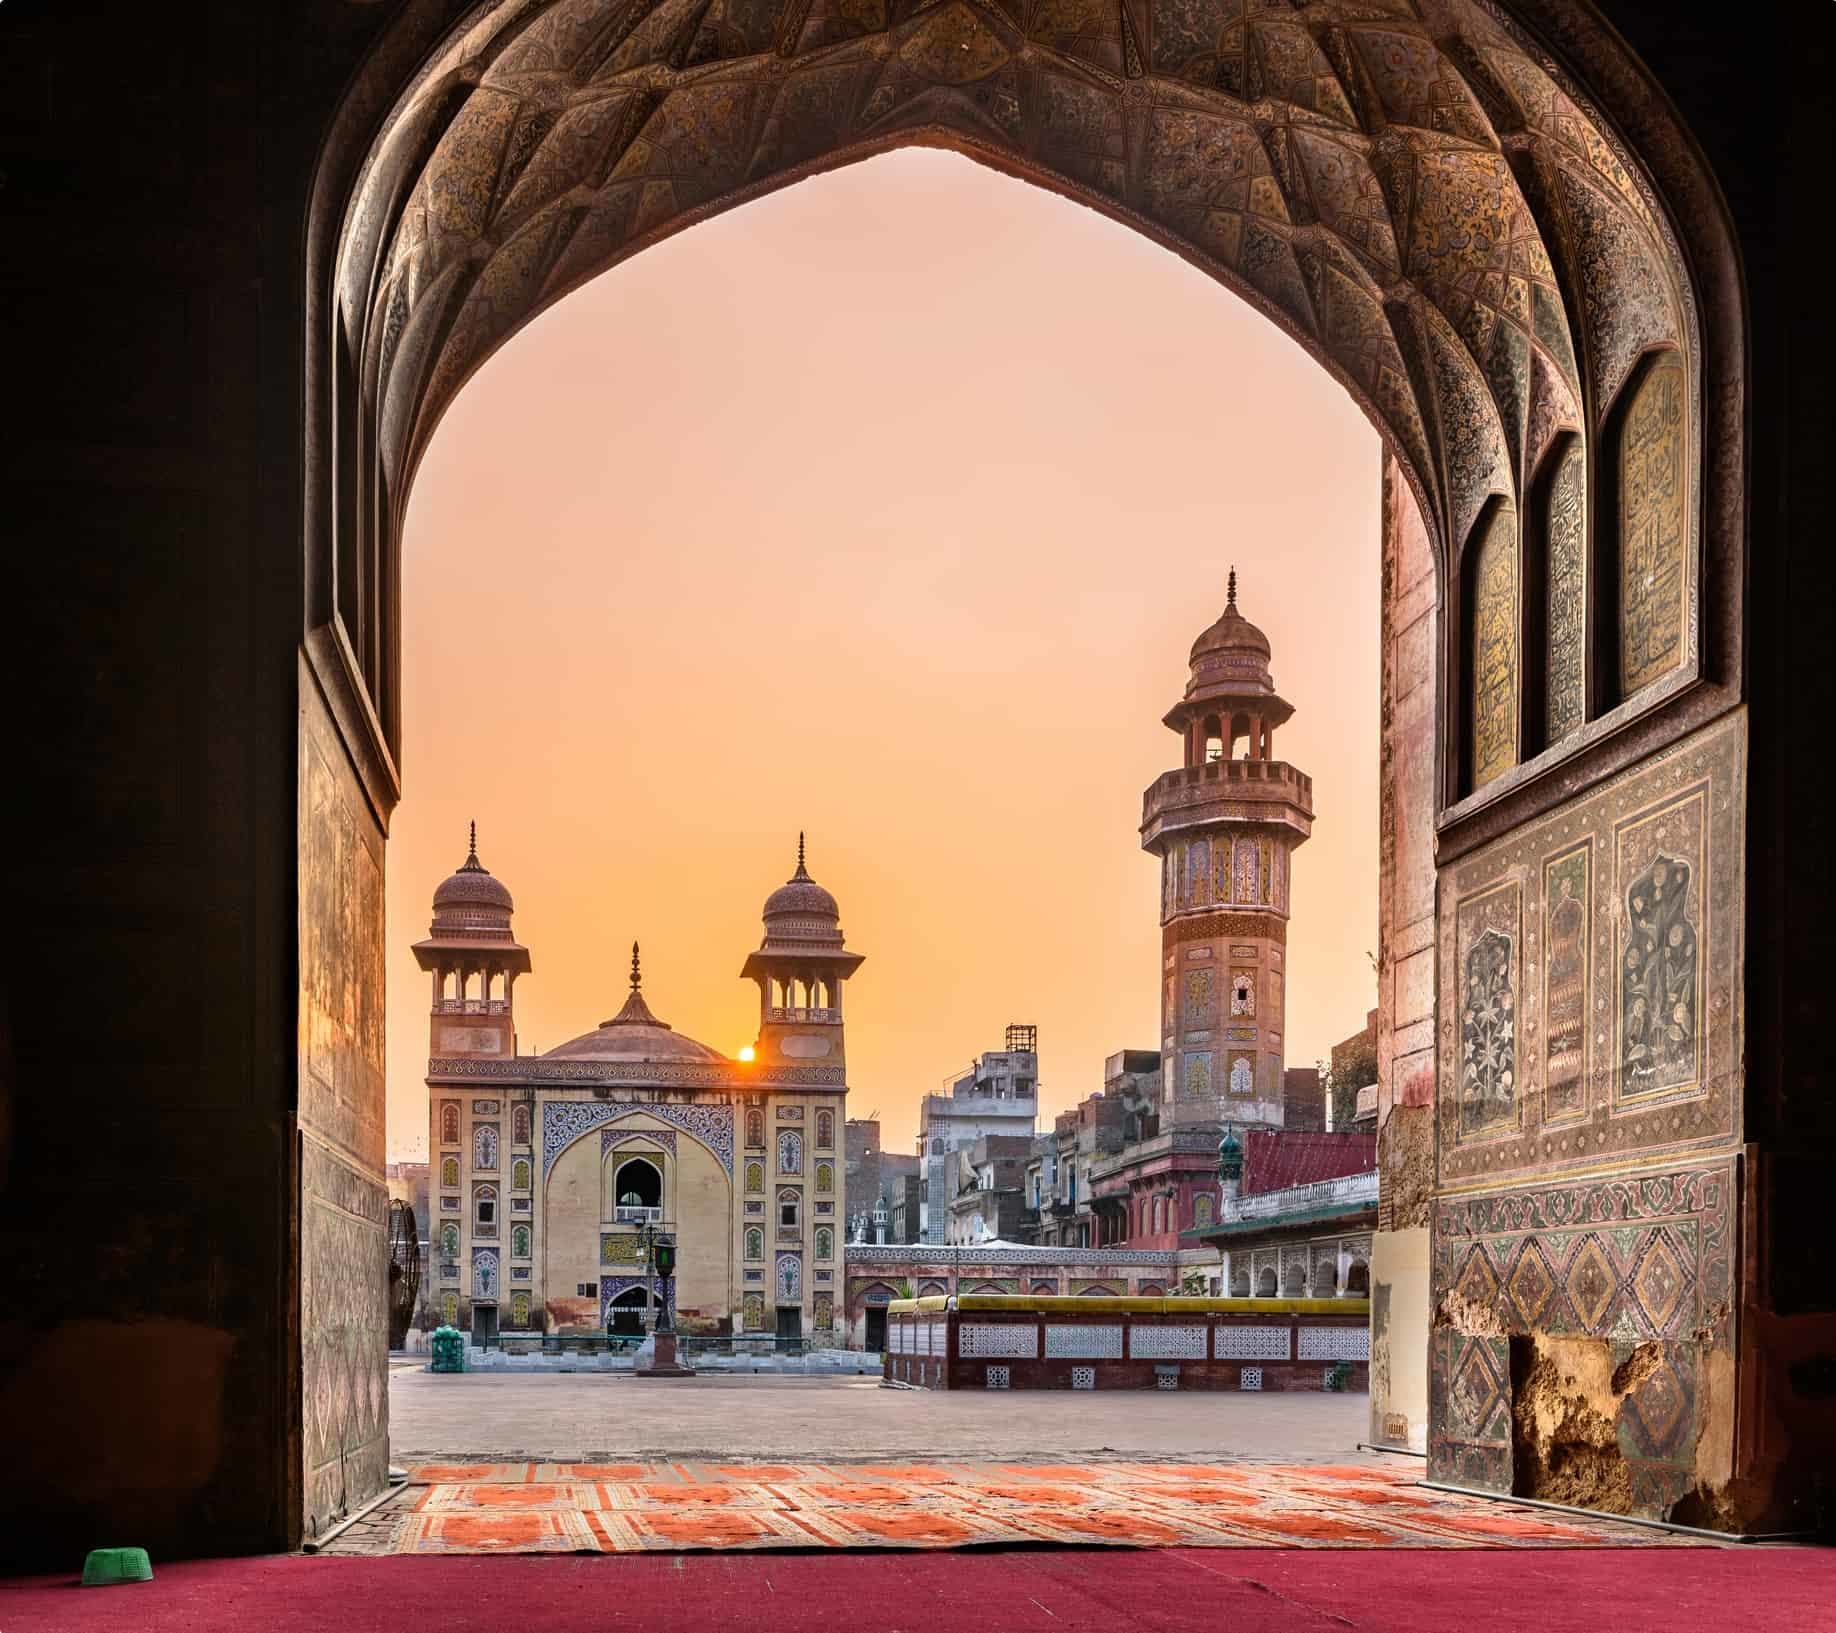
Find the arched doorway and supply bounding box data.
[297,0,1752,1538]
[605,1286,649,1339]
[1,0,1788,1571]
[612,1155,663,1220]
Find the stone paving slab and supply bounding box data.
[390,1371,1374,1463]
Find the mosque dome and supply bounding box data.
[429,824,515,937]
[757,835,845,950]
[541,943,726,1065]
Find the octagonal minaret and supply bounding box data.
[1141,571,1313,1128]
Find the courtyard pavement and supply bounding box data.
[389,1369,1372,1463]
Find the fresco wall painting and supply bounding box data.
[1432,712,1743,1518]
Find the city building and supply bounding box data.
[844,1118,920,1245]
[916,1028,1038,1243]
[1330,1009,1381,1131]
[417,832,862,1343]
[943,1133,1035,1244]
[1187,1126,1377,1301]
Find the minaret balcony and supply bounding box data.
[1140,758,1314,844]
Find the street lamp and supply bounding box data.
[636,1219,659,1333]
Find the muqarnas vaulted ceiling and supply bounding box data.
[339,0,1694,571]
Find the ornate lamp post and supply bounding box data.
[637,1219,659,1333]
[634,1227,692,1378]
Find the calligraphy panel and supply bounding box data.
[1469,504,1519,787]
[1618,353,1687,696]
[1544,440,1586,743]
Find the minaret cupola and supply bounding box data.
[412,822,531,1060]
[740,835,865,1071]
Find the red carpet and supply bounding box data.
[4,1548,1831,1632]
[323,1460,1696,1553]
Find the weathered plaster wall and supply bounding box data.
[1370,456,1440,1451]
[1370,1227,1430,1453]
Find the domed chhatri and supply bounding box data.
[742,834,865,1074]
[1189,567,1273,663]
[413,822,532,1065]
[1171,567,1291,724]
[758,832,844,948]
[430,821,515,926]
[543,942,725,1065]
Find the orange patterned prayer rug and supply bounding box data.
[332,1460,1705,1557]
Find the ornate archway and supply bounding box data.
[292,0,1755,1542]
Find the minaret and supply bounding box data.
[1140,572,1313,1127]
[740,835,865,1070]
[412,822,531,1060]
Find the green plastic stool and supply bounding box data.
[82,1547,153,1587]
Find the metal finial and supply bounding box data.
[1227,567,1237,609]
[793,831,811,881]
[468,819,477,857]
[630,941,641,991]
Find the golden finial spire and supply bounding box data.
[630,941,641,991]
[793,831,811,881]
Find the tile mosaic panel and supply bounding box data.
[1045,1324,1123,1359]
[1429,1158,1734,1500]
[959,1323,1039,1359]
[1437,712,1743,1185]
[1433,1160,1731,1345]
[1213,1325,1291,1360]
[1129,1325,1208,1360]
[1298,1327,1370,1361]
[543,1100,734,1178]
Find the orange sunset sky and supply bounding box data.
[385,148,1381,1162]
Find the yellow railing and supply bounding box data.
[885,1294,1370,1316]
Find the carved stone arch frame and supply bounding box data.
[293,0,1750,1539]
[303,0,1744,874]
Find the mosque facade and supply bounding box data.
[416,834,862,1344]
